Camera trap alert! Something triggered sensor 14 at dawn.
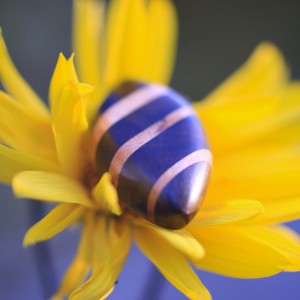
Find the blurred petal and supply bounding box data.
[52,213,94,299]
[23,203,84,246]
[92,173,121,215]
[13,171,92,207]
[72,0,106,121]
[194,44,292,159]
[134,226,211,300]
[190,225,293,278]
[116,0,148,81]
[144,0,177,84]
[104,0,136,87]
[70,224,131,300]
[72,0,104,87]
[0,91,57,161]
[0,30,49,119]
[247,225,300,271]
[197,42,288,106]
[206,144,300,209]
[104,0,177,87]
[193,200,264,226]
[253,198,300,224]
[51,81,90,176]
[196,95,281,153]
[0,144,59,184]
[92,217,112,270]
[144,223,205,261]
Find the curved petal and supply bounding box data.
[92,173,122,215]
[0,144,59,184]
[52,212,94,299]
[192,200,264,226]
[13,171,93,207]
[51,81,90,177]
[0,91,57,161]
[91,217,113,270]
[0,30,49,119]
[70,223,131,300]
[23,203,85,246]
[251,198,300,225]
[142,222,205,261]
[49,53,78,106]
[248,225,300,271]
[134,226,211,300]
[190,225,293,278]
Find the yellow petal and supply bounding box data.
[206,144,300,209]
[23,203,85,246]
[194,44,291,158]
[196,96,282,157]
[92,173,121,215]
[13,171,92,207]
[246,225,300,271]
[0,144,59,184]
[0,91,57,161]
[143,223,205,261]
[144,0,178,84]
[92,217,112,270]
[197,42,288,106]
[134,226,211,300]
[104,0,134,87]
[104,0,177,87]
[72,0,104,87]
[0,30,49,119]
[92,218,126,273]
[70,224,131,300]
[248,197,300,225]
[192,200,264,226]
[117,0,148,81]
[49,53,78,106]
[52,212,94,299]
[51,81,89,177]
[190,225,292,278]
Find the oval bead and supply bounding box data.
[93,81,211,229]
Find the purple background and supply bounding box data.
[1,0,300,299]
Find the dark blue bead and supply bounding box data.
[94,81,211,229]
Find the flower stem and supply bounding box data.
[142,264,166,300]
[28,201,58,299]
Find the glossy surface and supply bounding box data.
[93,82,211,229]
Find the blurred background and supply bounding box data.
[0,0,300,299]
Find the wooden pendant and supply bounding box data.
[93,81,212,229]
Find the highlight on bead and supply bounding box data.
[1,0,300,299]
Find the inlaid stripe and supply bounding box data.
[93,84,168,143]
[109,106,195,186]
[147,149,212,220]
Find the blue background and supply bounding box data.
[1,0,300,299]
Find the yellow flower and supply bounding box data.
[1,0,300,299]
